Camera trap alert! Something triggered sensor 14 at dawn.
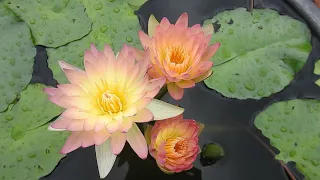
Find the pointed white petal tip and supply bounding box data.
[146,99,184,120]
[47,125,66,131]
[95,139,117,179]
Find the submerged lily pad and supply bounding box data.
[254,99,320,179]
[204,8,311,99]
[0,1,36,112]
[5,0,92,47]
[47,0,142,83]
[0,84,68,180]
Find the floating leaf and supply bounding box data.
[0,83,63,130]
[0,1,36,112]
[204,8,311,99]
[47,0,142,83]
[5,0,92,47]
[254,99,320,179]
[127,0,148,11]
[314,59,320,86]
[0,84,68,180]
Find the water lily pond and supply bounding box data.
[0,0,320,179]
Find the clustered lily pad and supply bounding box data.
[0,1,36,112]
[47,0,143,83]
[0,84,68,180]
[204,8,312,99]
[5,0,92,47]
[254,99,320,179]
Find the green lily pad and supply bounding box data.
[0,1,36,112]
[0,83,63,130]
[0,84,68,179]
[47,0,142,83]
[204,8,311,99]
[127,0,148,11]
[5,0,92,47]
[254,99,320,179]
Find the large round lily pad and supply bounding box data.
[204,8,312,99]
[0,1,36,112]
[0,84,68,180]
[5,0,92,47]
[47,0,142,84]
[254,99,320,180]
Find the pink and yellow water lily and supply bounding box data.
[137,13,220,100]
[44,44,184,178]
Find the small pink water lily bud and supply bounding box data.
[145,114,204,174]
[138,13,221,100]
[44,43,184,179]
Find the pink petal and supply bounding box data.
[103,44,116,60]
[51,117,72,129]
[122,105,138,117]
[159,17,171,32]
[201,43,220,62]
[117,44,129,60]
[136,54,150,80]
[134,97,152,110]
[62,68,87,85]
[48,95,70,108]
[146,77,166,90]
[57,84,86,96]
[84,50,97,65]
[119,117,133,133]
[129,108,153,123]
[67,120,85,131]
[175,13,188,27]
[176,80,195,88]
[43,87,61,96]
[61,108,88,119]
[128,45,145,61]
[167,83,184,100]
[90,43,99,57]
[81,131,95,148]
[84,116,97,131]
[94,129,111,145]
[111,132,126,155]
[106,120,120,134]
[126,123,148,159]
[190,24,202,34]
[58,60,84,72]
[144,86,160,98]
[138,30,151,49]
[60,132,82,154]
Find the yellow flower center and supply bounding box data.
[166,45,189,64]
[98,91,123,114]
[165,137,188,158]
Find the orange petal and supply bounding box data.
[167,83,184,100]
[175,13,188,27]
[126,123,148,159]
[111,132,126,155]
[176,80,195,88]
[201,43,220,62]
[193,70,212,83]
[129,108,153,123]
[138,30,151,48]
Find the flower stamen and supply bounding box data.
[99,91,122,114]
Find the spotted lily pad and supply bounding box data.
[5,0,92,47]
[0,84,68,179]
[0,1,36,112]
[47,0,142,83]
[254,99,320,179]
[204,8,311,99]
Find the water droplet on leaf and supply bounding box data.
[227,82,236,93]
[244,81,255,91]
[94,3,103,10]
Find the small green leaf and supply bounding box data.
[204,8,311,99]
[254,99,320,179]
[0,84,68,180]
[0,1,36,112]
[6,0,92,47]
[314,59,320,75]
[47,0,143,83]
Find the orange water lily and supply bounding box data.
[44,44,184,178]
[137,13,220,100]
[145,114,204,174]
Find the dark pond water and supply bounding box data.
[34,0,320,179]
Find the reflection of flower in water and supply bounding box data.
[44,44,184,178]
[137,13,220,100]
[145,114,203,174]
